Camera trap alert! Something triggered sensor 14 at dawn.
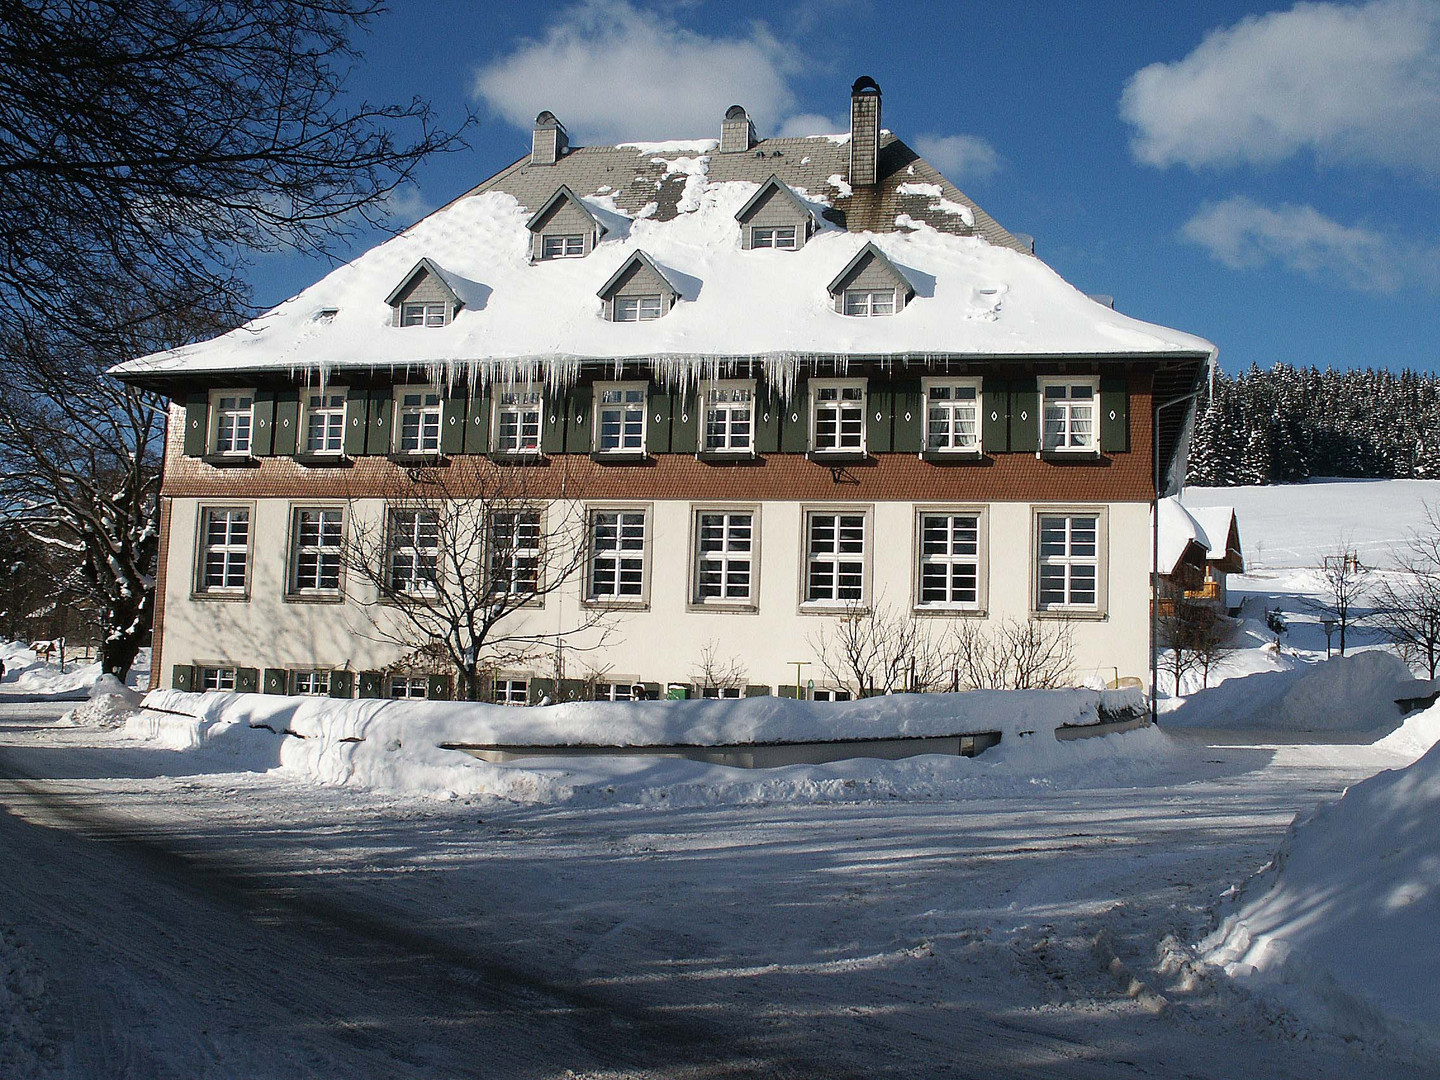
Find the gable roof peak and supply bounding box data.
[595,249,683,300]
[384,257,461,307]
[826,241,916,297]
[734,173,815,225]
[525,184,606,236]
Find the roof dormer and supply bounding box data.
[386,258,463,327]
[526,185,607,261]
[597,251,681,322]
[735,174,816,251]
[827,242,916,316]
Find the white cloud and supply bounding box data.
[912,134,1002,183]
[1181,196,1403,290]
[473,1,798,143]
[1121,0,1440,175]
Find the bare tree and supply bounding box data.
[947,617,1075,691]
[1376,506,1440,679]
[1155,580,1205,695]
[340,462,603,700]
[809,601,946,698]
[691,639,747,695]
[1309,543,1371,656]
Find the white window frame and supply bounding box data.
[288,505,345,598]
[613,294,663,322]
[594,681,640,701]
[801,507,870,610]
[390,675,428,699]
[1034,509,1106,615]
[387,507,440,598]
[593,382,648,455]
[199,665,238,692]
[394,385,443,454]
[488,507,543,599]
[585,506,650,607]
[301,389,348,455]
[195,505,251,597]
[842,289,896,317]
[209,389,255,456]
[810,686,852,702]
[493,678,530,706]
[914,508,986,613]
[700,685,744,699]
[492,385,544,455]
[291,669,331,696]
[400,301,449,327]
[751,225,797,249]
[922,378,982,454]
[1040,378,1099,453]
[809,379,867,456]
[691,507,758,609]
[541,234,585,259]
[701,381,755,455]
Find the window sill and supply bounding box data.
[294,452,353,468]
[590,451,650,465]
[1038,449,1101,463]
[807,450,868,465]
[387,452,448,467]
[283,592,347,605]
[201,454,259,468]
[920,449,984,464]
[489,450,546,464]
[686,600,759,614]
[696,450,759,465]
[1031,607,1107,621]
[798,601,869,616]
[913,605,987,618]
[190,590,251,602]
[582,597,650,611]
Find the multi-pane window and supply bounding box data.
[805,512,866,604]
[290,508,344,594]
[495,387,543,453]
[198,507,249,593]
[703,384,753,453]
[918,513,981,608]
[199,666,237,691]
[596,385,646,453]
[614,295,663,321]
[751,226,797,249]
[843,289,895,317]
[811,687,853,702]
[400,302,448,327]
[304,391,347,454]
[588,510,646,601]
[213,393,253,454]
[292,670,331,696]
[388,509,439,596]
[493,679,529,706]
[489,510,541,596]
[1037,514,1100,610]
[1042,381,1097,452]
[594,682,638,701]
[812,382,866,453]
[925,382,981,452]
[700,685,743,699]
[396,388,442,453]
[695,511,754,604]
[390,675,428,699]
[541,234,585,258]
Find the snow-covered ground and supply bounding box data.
[0,642,149,697]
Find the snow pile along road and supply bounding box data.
[129,687,1175,806]
[1203,724,1440,1051]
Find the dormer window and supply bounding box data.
[751,226,797,250]
[843,289,895,317]
[597,251,681,323]
[401,302,448,327]
[527,185,606,261]
[542,234,585,259]
[386,258,463,328]
[828,242,916,317]
[615,295,662,322]
[735,174,814,252]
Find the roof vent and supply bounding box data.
[532,111,569,166]
[849,76,882,188]
[721,104,756,153]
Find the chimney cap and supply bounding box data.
[725,104,748,120]
[534,110,565,129]
[851,75,881,96]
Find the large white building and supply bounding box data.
[115,77,1215,704]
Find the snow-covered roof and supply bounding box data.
[1155,498,1242,575]
[113,131,1215,386]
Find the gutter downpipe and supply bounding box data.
[1152,386,1205,726]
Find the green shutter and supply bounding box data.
[358,671,384,698]
[441,386,467,455]
[272,390,300,456]
[641,681,662,700]
[344,387,370,456]
[529,677,556,705]
[754,387,781,454]
[463,389,491,454]
[427,674,452,701]
[236,667,259,693]
[891,378,924,454]
[567,384,593,453]
[251,390,277,456]
[779,383,809,453]
[183,393,208,457]
[367,388,392,454]
[172,664,196,691]
[744,684,771,698]
[981,377,1010,453]
[866,382,893,453]
[263,668,287,694]
[1009,379,1038,453]
[1100,374,1130,453]
[541,393,566,454]
[777,685,799,699]
[329,670,355,698]
[647,383,673,453]
[557,678,586,702]
[670,388,698,454]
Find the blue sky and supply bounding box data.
[253,0,1440,375]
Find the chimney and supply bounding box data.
[531,111,568,166]
[848,76,881,188]
[720,104,756,153]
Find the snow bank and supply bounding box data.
[1203,738,1440,1049]
[0,642,150,696]
[59,674,145,729]
[129,687,1179,807]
